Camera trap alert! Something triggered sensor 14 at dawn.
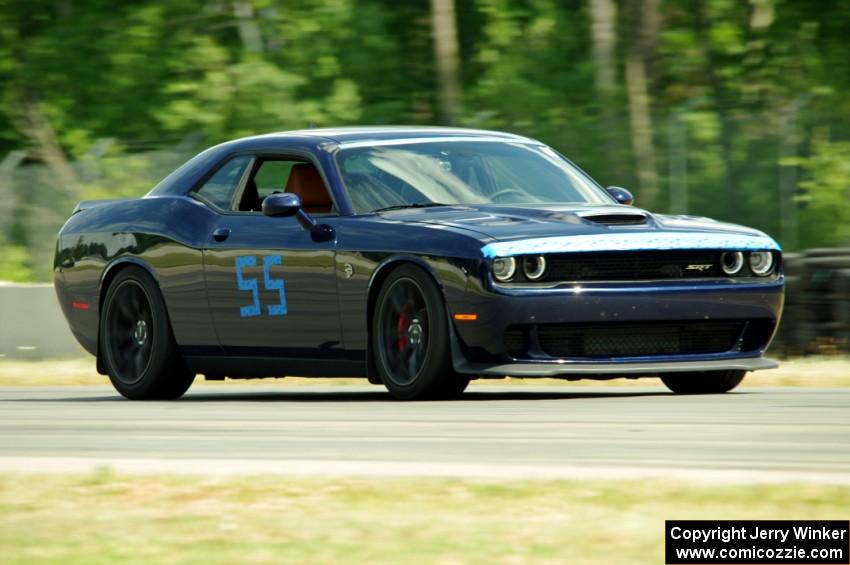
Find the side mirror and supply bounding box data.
[262,192,319,231]
[262,192,302,217]
[605,186,634,206]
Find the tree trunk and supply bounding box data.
[625,53,660,208]
[589,0,617,95]
[232,0,263,53]
[778,99,801,250]
[588,0,622,182]
[625,0,661,209]
[693,0,738,220]
[639,0,661,79]
[13,94,78,198]
[430,0,461,125]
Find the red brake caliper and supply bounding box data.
[396,309,409,352]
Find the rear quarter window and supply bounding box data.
[195,156,252,209]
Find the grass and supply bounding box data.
[0,356,848,388]
[0,472,847,565]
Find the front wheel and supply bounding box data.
[660,370,746,394]
[372,265,470,400]
[100,266,195,400]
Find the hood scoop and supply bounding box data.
[578,212,649,226]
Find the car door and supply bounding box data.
[197,154,342,358]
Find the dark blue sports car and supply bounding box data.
[54,127,784,400]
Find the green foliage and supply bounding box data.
[797,133,850,248]
[0,243,32,282]
[1,0,850,281]
[79,150,170,201]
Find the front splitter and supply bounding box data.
[456,356,779,377]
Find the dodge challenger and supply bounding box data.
[54,127,784,400]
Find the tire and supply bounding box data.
[660,370,746,394]
[99,266,195,400]
[372,265,470,400]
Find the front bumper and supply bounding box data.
[448,278,785,376]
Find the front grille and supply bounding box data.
[543,250,724,282]
[503,319,775,359]
[504,328,525,357]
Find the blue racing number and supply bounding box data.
[235,255,287,317]
[235,255,260,317]
[263,255,287,316]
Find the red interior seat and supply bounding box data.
[286,163,332,213]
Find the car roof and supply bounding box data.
[242,126,535,145]
[147,127,538,198]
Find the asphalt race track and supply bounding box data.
[1,385,848,483]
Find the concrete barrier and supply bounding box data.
[0,282,84,359]
[774,249,850,355]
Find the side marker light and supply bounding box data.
[453,313,478,321]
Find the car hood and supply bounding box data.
[378,204,781,257]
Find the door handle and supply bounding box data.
[212,228,231,242]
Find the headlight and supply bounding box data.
[720,251,744,275]
[522,255,547,280]
[492,257,516,282]
[749,251,774,276]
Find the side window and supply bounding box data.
[237,158,334,214]
[253,160,298,200]
[195,156,252,210]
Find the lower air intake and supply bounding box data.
[503,319,775,359]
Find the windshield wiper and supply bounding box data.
[374,202,450,212]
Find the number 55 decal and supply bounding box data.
[235,255,288,317]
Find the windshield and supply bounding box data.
[335,140,612,213]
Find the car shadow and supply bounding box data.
[2,387,712,403]
[175,388,757,402]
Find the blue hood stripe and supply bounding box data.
[480,232,781,258]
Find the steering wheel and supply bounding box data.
[489,188,527,203]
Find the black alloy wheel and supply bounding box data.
[372,265,470,400]
[105,279,153,385]
[100,266,194,400]
[379,277,430,386]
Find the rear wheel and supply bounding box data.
[100,266,194,400]
[660,370,745,394]
[372,265,470,400]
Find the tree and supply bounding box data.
[588,0,617,95]
[625,0,661,209]
[430,0,462,124]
